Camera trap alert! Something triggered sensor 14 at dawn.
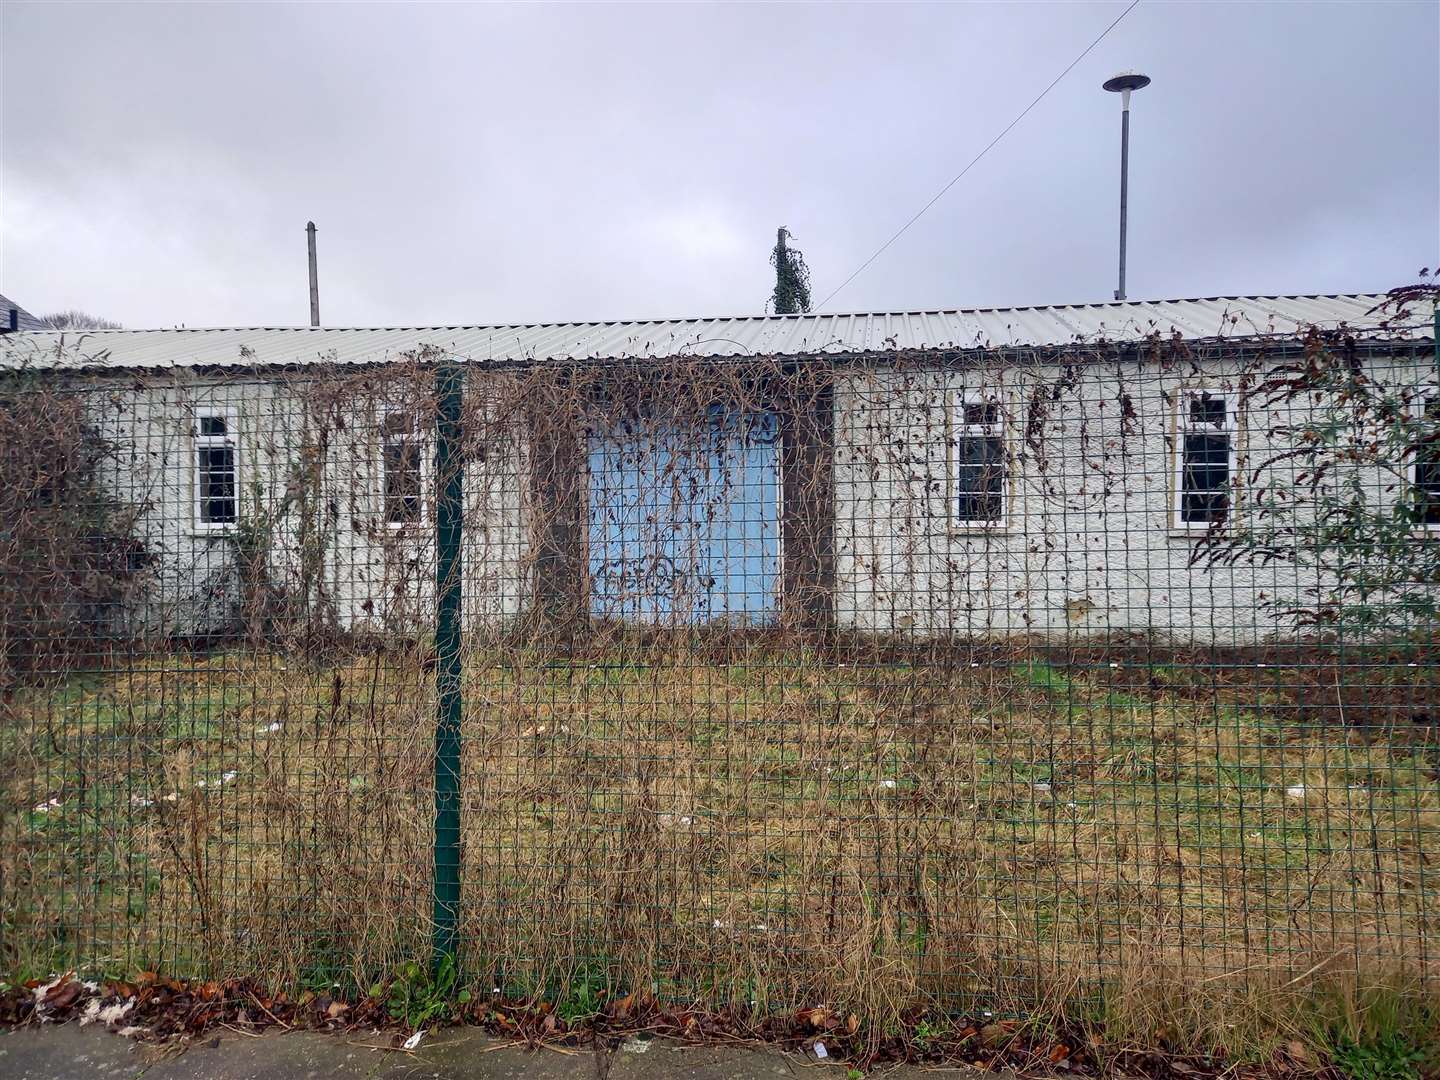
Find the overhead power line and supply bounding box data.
[817,0,1143,312]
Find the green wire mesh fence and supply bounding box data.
[2,328,1437,1046]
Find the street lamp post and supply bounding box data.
[1103,71,1150,302]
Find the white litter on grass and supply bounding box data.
[33,798,63,814]
[130,795,153,809]
[1033,782,1052,794]
[879,779,897,790]
[163,792,179,803]
[196,771,239,790]
[712,919,728,929]
[402,1030,425,1051]
[257,722,283,734]
[812,1041,829,1059]
[751,923,769,932]
[1285,785,1308,800]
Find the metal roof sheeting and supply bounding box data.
[0,293,52,332]
[0,294,1429,372]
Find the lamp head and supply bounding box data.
[1103,71,1151,93]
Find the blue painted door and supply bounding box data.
[586,408,779,624]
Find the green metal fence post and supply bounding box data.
[432,359,465,971]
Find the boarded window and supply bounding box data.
[1176,391,1234,527]
[194,408,237,527]
[587,407,779,624]
[955,397,1005,524]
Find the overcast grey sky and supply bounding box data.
[2,1,1436,328]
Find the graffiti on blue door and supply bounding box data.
[587,407,779,624]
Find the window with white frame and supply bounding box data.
[1174,390,1235,528]
[1416,398,1440,528]
[381,406,423,526]
[193,407,238,529]
[953,395,1006,525]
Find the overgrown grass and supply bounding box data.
[2,645,1436,1060]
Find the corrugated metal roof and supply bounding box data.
[0,293,1429,372]
[0,293,52,332]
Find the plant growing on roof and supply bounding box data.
[770,226,812,315]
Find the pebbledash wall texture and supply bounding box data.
[2,293,1434,645]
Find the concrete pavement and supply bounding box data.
[0,1023,990,1079]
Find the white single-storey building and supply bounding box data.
[2,292,1434,645]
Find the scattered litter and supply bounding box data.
[33,798,63,814]
[257,721,283,733]
[196,770,238,791]
[622,1035,653,1054]
[163,792,179,803]
[80,998,135,1027]
[812,1041,829,1059]
[401,1030,425,1051]
[130,795,153,809]
[1065,801,1078,810]
[1033,782,1052,794]
[751,923,769,932]
[1285,785,1307,800]
[879,779,897,790]
[33,974,68,1004]
[116,1025,147,1039]
[712,919,728,929]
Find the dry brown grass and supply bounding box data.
[2,646,1436,1055]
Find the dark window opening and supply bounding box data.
[1178,393,1232,525]
[1180,433,1230,523]
[382,411,423,525]
[963,401,1000,427]
[1189,395,1227,428]
[197,445,237,525]
[956,398,1005,523]
[956,435,1005,521]
[1418,400,1440,527]
[384,439,422,524]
